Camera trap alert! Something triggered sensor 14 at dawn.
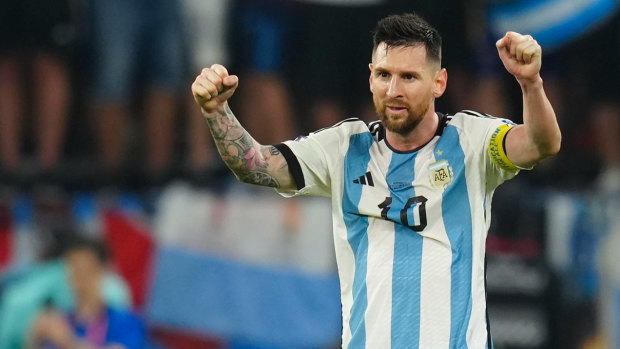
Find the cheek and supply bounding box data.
[370,83,379,96]
[371,93,381,109]
[371,85,384,103]
[407,84,433,101]
[371,79,389,93]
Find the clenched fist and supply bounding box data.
[192,64,239,113]
[496,32,542,84]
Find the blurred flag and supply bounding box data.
[489,0,619,51]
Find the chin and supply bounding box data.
[386,119,420,135]
[378,110,419,134]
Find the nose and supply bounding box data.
[386,77,403,98]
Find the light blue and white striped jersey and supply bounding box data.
[276,111,520,349]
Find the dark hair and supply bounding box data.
[372,13,442,64]
[64,234,110,264]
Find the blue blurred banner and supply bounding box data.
[147,247,342,348]
[489,0,620,51]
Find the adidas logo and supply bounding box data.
[353,172,374,186]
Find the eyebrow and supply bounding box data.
[374,67,422,77]
[400,70,422,78]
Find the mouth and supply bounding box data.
[386,106,408,114]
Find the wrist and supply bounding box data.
[201,102,229,118]
[517,75,543,91]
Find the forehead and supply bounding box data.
[67,249,103,268]
[372,43,430,69]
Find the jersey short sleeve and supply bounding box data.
[453,110,522,190]
[275,119,365,198]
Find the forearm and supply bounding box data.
[202,103,291,188]
[519,76,561,157]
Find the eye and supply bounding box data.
[379,71,389,78]
[403,73,415,80]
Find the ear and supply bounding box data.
[368,63,374,93]
[433,68,447,98]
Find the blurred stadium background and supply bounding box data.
[1,0,620,348]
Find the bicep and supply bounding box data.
[504,124,543,169]
[264,145,297,191]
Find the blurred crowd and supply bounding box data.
[0,0,620,348]
[0,0,618,190]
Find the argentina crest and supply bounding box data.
[428,159,454,190]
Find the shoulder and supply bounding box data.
[311,118,370,136]
[449,110,516,127]
[294,117,375,149]
[323,118,383,142]
[446,110,516,138]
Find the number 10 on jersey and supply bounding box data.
[378,196,428,231]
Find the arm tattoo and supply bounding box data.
[204,106,285,188]
[269,147,281,156]
[238,171,279,187]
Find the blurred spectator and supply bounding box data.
[0,229,131,349]
[229,0,302,231]
[290,0,387,130]
[179,0,231,182]
[592,103,620,192]
[462,0,510,118]
[0,0,73,180]
[479,1,619,187]
[89,0,184,182]
[588,12,620,349]
[229,0,298,144]
[27,235,144,349]
[584,12,620,193]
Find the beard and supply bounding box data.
[374,96,431,136]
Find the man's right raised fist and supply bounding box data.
[191,64,239,113]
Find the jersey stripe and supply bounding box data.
[436,125,474,347]
[417,144,451,349]
[364,217,396,348]
[387,151,423,348]
[342,132,375,349]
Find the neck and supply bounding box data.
[76,295,104,323]
[386,109,439,152]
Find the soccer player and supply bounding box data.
[191,13,561,349]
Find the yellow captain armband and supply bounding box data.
[488,123,518,171]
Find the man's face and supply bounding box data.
[369,43,444,135]
[66,249,104,301]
